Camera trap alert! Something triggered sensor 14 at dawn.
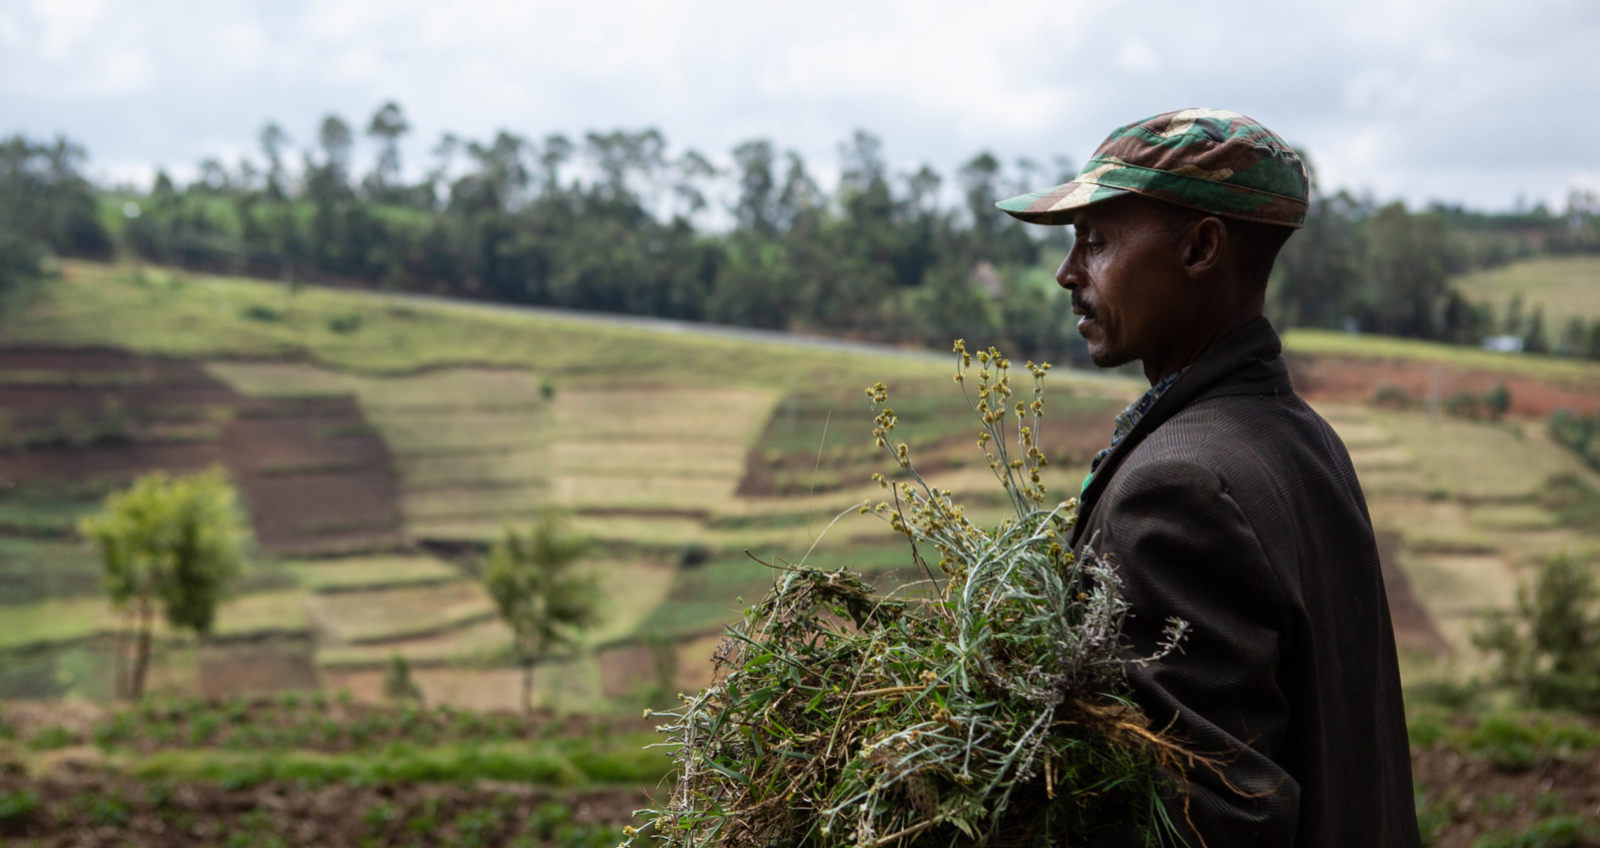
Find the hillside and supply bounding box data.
[5,261,1600,707]
[0,261,1141,708]
[4,262,1600,845]
[1453,255,1600,328]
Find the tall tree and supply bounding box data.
[671,148,717,223]
[484,513,597,714]
[457,131,530,214]
[1273,188,1363,329]
[79,469,250,700]
[838,129,892,226]
[731,139,777,235]
[1358,203,1452,338]
[258,122,290,200]
[364,100,411,202]
[315,114,355,195]
[775,151,822,234]
[959,151,1003,259]
[538,133,573,196]
[1523,306,1549,354]
[424,132,459,209]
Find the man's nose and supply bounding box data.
[1055,253,1079,290]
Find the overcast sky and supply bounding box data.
[3,0,1596,212]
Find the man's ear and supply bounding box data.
[1181,216,1226,278]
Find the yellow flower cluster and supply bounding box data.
[862,340,1068,576]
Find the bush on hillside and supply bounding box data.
[1474,554,1600,714]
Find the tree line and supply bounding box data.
[4,101,1600,361]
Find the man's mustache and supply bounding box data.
[1071,293,1095,320]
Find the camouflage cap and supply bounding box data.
[997,108,1309,228]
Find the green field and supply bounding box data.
[1453,255,1600,327]
[1283,327,1600,384]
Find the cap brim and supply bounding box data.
[996,181,1130,225]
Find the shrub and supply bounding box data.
[1548,410,1600,471]
[0,788,40,826]
[27,725,76,750]
[1485,383,1511,420]
[1474,555,1600,713]
[1445,390,1485,419]
[79,792,131,827]
[1372,384,1413,409]
[327,312,363,334]
[383,654,423,705]
[240,303,282,322]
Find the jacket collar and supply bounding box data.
[1068,315,1290,547]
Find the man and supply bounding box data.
[996,109,1419,846]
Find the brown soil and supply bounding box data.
[1412,744,1600,847]
[196,639,320,699]
[1287,352,1600,418]
[0,347,403,555]
[0,770,645,847]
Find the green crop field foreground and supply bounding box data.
[3,260,1600,846]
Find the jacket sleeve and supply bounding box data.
[1088,457,1299,846]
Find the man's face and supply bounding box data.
[1055,196,1198,378]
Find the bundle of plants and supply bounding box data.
[627,343,1193,848]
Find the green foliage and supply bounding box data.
[1472,814,1600,848]
[27,724,77,750]
[1414,788,1451,846]
[76,792,132,827]
[0,788,40,826]
[1539,474,1600,533]
[1409,710,1600,771]
[78,468,252,698]
[1444,385,1511,421]
[1474,555,1600,713]
[1372,384,1414,409]
[128,736,668,789]
[240,303,283,322]
[484,512,597,714]
[0,135,112,278]
[383,654,424,705]
[327,311,363,334]
[1548,410,1600,472]
[1485,383,1512,419]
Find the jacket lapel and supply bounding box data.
[1067,316,1290,548]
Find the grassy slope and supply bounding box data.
[1453,255,1600,326]
[1327,401,1600,682]
[16,262,954,386]
[1283,328,1600,385]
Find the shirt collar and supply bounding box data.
[1084,367,1189,485]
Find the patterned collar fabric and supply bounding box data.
[1082,368,1189,492]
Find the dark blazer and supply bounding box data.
[1073,317,1419,847]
